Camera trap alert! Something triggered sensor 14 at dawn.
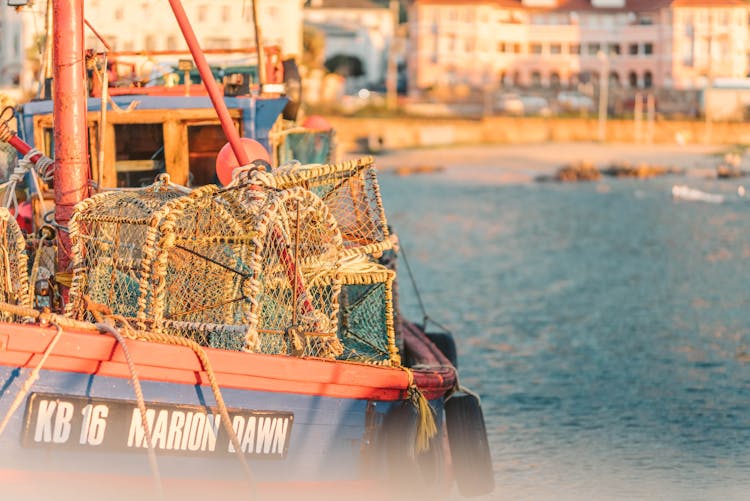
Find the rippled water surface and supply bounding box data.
[379,171,750,500]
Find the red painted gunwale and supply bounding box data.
[0,321,455,401]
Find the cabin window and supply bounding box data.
[187,124,239,187]
[114,124,165,187]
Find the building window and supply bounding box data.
[205,38,231,49]
[609,71,620,87]
[608,43,620,55]
[498,42,507,53]
[531,43,543,54]
[644,70,653,88]
[644,43,653,55]
[587,43,601,55]
[114,8,124,20]
[550,43,562,55]
[550,72,561,87]
[531,71,542,87]
[513,43,522,54]
[198,5,208,23]
[628,71,638,88]
[638,15,653,25]
[166,35,178,51]
[145,35,156,51]
[221,5,231,22]
[629,43,638,55]
[569,43,580,55]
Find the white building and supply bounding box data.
[2,0,305,94]
[304,0,396,91]
[0,3,42,93]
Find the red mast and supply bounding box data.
[53,0,91,273]
[167,0,250,166]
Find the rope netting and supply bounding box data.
[336,259,399,366]
[261,157,391,257]
[0,208,30,319]
[58,158,402,365]
[66,176,345,359]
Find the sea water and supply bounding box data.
[379,171,750,500]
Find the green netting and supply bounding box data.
[336,265,399,366]
[278,131,334,165]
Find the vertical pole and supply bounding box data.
[167,0,249,166]
[53,0,91,273]
[646,93,655,144]
[597,50,608,143]
[704,13,713,144]
[39,0,54,99]
[252,0,266,93]
[634,91,643,144]
[386,0,399,111]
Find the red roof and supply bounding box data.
[671,0,749,6]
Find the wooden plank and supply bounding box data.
[163,119,189,185]
[102,122,117,187]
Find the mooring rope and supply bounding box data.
[95,322,163,499]
[111,321,256,497]
[86,304,255,498]
[0,322,64,438]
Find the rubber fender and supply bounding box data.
[426,331,458,368]
[445,392,495,497]
[381,403,446,496]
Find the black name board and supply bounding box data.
[23,392,293,458]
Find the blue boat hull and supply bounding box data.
[0,364,446,498]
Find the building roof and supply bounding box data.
[306,0,386,9]
[413,0,749,9]
[671,0,749,6]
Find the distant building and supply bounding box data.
[408,0,750,95]
[0,3,39,91]
[2,0,304,94]
[304,0,397,91]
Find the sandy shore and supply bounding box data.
[362,142,731,184]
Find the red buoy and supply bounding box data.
[302,115,332,132]
[215,138,271,186]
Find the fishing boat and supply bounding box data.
[0,1,493,499]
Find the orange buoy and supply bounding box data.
[215,138,271,186]
[302,115,332,132]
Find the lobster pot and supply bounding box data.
[278,130,334,165]
[336,261,400,366]
[0,208,30,318]
[265,157,391,257]
[68,181,345,358]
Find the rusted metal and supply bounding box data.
[53,0,91,273]
[166,0,249,166]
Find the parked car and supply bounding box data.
[556,91,595,113]
[495,93,525,115]
[495,93,551,116]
